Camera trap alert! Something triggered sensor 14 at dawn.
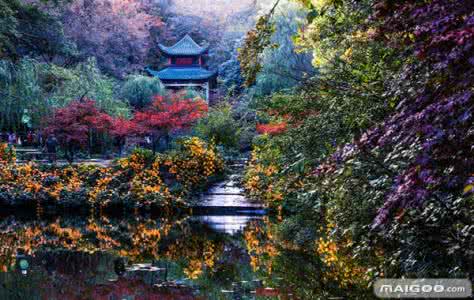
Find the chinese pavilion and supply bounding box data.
[146,35,217,102]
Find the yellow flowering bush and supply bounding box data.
[0,137,224,211]
[114,150,175,208]
[0,143,15,164]
[163,137,224,194]
[0,161,73,207]
[244,149,285,206]
[243,138,304,210]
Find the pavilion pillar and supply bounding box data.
[205,81,210,104]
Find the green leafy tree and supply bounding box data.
[48,58,130,117]
[120,75,165,109]
[195,103,241,149]
[238,0,280,87]
[252,2,314,96]
[0,0,76,62]
[0,59,50,130]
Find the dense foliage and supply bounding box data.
[0,0,472,297]
[44,99,114,161]
[120,75,166,109]
[0,58,129,131]
[0,0,74,61]
[237,2,278,87]
[195,103,241,149]
[241,0,474,296]
[0,138,223,209]
[251,3,314,96]
[133,94,208,152]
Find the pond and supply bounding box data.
[0,210,307,300]
[0,172,371,300]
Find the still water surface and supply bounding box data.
[0,212,299,300]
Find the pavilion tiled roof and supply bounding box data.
[146,66,216,81]
[158,35,208,56]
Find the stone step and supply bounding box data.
[200,194,259,207]
[228,163,246,167]
[225,160,249,165]
[204,193,244,196]
[190,207,266,215]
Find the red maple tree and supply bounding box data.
[256,122,287,135]
[133,94,208,152]
[110,117,138,139]
[109,117,138,156]
[44,99,113,161]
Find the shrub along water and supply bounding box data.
[240,0,473,295]
[0,138,223,211]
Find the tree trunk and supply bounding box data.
[66,143,74,163]
[118,138,125,157]
[164,133,170,150]
[88,129,93,158]
[152,134,157,154]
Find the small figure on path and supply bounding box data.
[8,132,16,146]
[26,131,34,146]
[46,134,58,163]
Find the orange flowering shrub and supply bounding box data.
[0,162,78,206]
[115,150,174,208]
[0,138,224,210]
[0,143,15,164]
[163,137,224,194]
[244,148,284,207]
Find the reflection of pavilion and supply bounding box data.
[146,35,217,103]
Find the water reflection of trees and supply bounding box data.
[0,215,230,273]
[0,214,374,299]
[0,214,232,299]
[242,217,373,299]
